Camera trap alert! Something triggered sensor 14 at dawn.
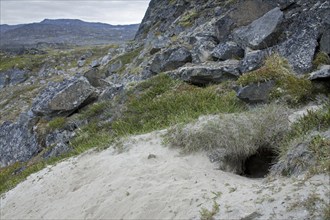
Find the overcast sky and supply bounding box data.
[0,0,151,25]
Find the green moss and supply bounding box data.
[112,74,246,136]
[313,52,330,69]
[238,54,313,105]
[178,9,199,27]
[79,101,110,119]
[48,117,66,130]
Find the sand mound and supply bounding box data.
[1,131,329,219]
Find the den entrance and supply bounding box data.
[242,149,277,178]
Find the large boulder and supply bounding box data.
[212,41,244,61]
[0,113,39,167]
[233,7,284,50]
[83,68,108,87]
[175,60,240,85]
[31,77,97,117]
[237,81,275,103]
[150,47,192,74]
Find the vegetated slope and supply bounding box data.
[0,19,139,49]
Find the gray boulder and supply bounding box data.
[176,60,240,85]
[239,49,268,73]
[237,81,275,103]
[31,77,96,117]
[320,27,330,55]
[0,69,28,89]
[42,130,75,159]
[90,59,100,68]
[212,41,244,61]
[309,65,330,80]
[99,83,124,101]
[190,34,218,63]
[77,59,86,67]
[0,113,39,167]
[150,47,192,74]
[83,68,108,87]
[107,60,123,75]
[233,7,284,50]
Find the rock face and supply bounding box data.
[233,7,284,50]
[0,113,39,167]
[237,81,275,103]
[309,65,330,80]
[43,130,75,159]
[175,60,240,85]
[31,77,96,117]
[150,47,192,74]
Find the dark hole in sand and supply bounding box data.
[243,149,277,178]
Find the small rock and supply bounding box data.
[309,65,330,80]
[237,81,275,103]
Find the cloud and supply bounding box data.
[0,0,150,25]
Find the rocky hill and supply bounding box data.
[0,19,139,50]
[0,0,329,219]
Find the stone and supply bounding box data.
[214,16,235,43]
[0,69,28,89]
[77,59,86,67]
[320,27,330,55]
[190,34,218,63]
[150,47,192,73]
[176,60,240,85]
[83,68,107,87]
[99,83,124,101]
[107,60,123,75]
[31,77,96,117]
[237,81,275,103]
[90,59,100,68]
[309,65,330,80]
[212,41,244,61]
[233,7,284,50]
[239,49,268,73]
[42,130,75,159]
[0,113,39,167]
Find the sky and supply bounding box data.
[0,0,151,25]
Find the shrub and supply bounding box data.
[237,54,313,105]
[165,104,289,173]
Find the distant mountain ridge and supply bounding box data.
[0,19,140,49]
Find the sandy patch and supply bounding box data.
[1,130,329,219]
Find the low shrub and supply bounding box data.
[165,104,289,174]
[48,117,66,130]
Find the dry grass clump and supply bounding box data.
[165,104,289,173]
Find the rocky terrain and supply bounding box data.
[0,19,139,50]
[0,0,330,219]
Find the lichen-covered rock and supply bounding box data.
[175,60,240,85]
[239,49,268,73]
[99,83,124,101]
[309,65,330,80]
[150,47,192,74]
[233,7,284,50]
[0,69,28,89]
[212,41,244,61]
[83,68,107,87]
[0,113,39,167]
[42,130,75,159]
[237,81,275,103]
[31,77,97,117]
[191,34,218,63]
